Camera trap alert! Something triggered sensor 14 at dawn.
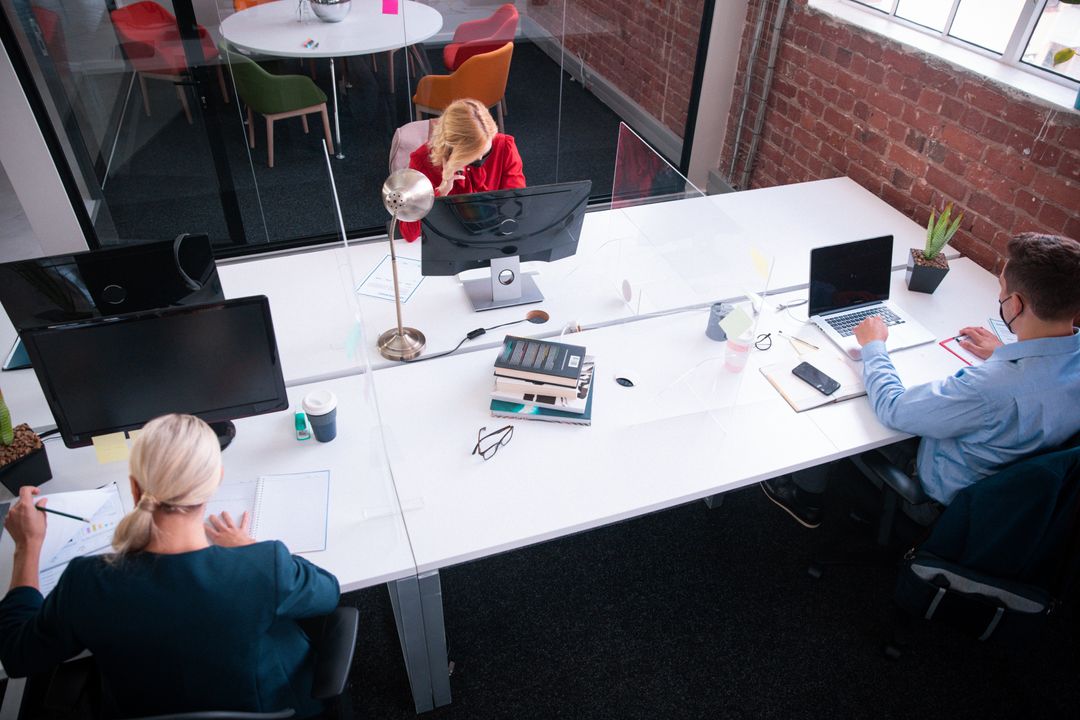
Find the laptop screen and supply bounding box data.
[808,235,893,317]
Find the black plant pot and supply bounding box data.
[906,249,950,294]
[0,445,52,495]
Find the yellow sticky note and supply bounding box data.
[719,306,753,340]
[750,247,771,281]
[92,433,129,464]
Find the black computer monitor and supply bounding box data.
[0,235,224,371]
[20,296,287,449]
[420,180,591,311]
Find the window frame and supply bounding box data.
[847,0,1080,89]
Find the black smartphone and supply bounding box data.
[791,361,841,396]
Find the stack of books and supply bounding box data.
[490,335,595,426]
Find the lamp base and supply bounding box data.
[378,327,426,361]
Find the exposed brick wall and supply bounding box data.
[720,0,1080,273]
[525,0,704,139]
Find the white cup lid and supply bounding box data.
[302,390,337,416]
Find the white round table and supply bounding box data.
[221,0,443,158]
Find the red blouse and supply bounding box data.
[400,133,526,242]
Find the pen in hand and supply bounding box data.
[36,506,91,523]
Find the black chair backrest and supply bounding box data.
[921,445,1080,589]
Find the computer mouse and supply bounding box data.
[847,347,863,360]
[614,368,640,388]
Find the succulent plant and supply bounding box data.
[924,203,963,261]
[0,389,12,447]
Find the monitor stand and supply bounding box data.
[209,421,236,451]
[462,255,544,312]
[2,338,31,371]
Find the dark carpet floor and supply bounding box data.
[101,41,622,252]
[338,463,1080,719]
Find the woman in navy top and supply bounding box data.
[0,414,340,718]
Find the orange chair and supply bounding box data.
[110,1,228,124]
[413,42,513,132]
[442,3,518,71]
[233,0,274,9]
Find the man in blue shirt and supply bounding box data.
[763,233,1080,528]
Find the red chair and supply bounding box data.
[110,1,228,124]
[442,3,518,71]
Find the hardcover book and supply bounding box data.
[494,335,586,388]
[492,357,595,414]
[490,358,595,425]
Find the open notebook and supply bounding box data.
[760,351,866,412]
[205,471,330,553]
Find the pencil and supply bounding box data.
[36,506,91,523]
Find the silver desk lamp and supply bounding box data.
[378,169,434,361]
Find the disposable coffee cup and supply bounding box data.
[302,390,338,443]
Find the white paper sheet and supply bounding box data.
[356,255,424,303]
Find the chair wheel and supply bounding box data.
[883,642,903,660]
[807,564,823,579]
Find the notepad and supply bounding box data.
[205,471,330,554]
[939,336,984,367]
[760,351,866,412]
[0,484,128,596]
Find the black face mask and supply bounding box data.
[998,293,1023,333]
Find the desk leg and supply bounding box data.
[388,576,434,713]
[703,494,725,509]
[418,571,452,708]
[329,59,344,159]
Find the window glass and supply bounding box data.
[894,0,951,32]
[1024,0,1080,81]
[949,0,1026,54]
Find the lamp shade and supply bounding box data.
[382,169,435,222]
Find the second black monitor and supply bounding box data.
[420,180,591,311]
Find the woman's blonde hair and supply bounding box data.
[428,99,498,195]
[111,414,222,555]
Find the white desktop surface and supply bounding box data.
[220,0,443,59]
[0,376,417,594]
[217,177,954,385]
[370,309,837,574]
[370,257,997,575]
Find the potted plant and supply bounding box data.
[1050,44,1080,110]
[907,202,962,294]
[0,388,52,495]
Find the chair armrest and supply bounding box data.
[310,607,359,700]
[852,449,930,506]
[450,15,500,44]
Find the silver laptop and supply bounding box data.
[808,235,935,360]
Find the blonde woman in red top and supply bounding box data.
[400,98,526,242]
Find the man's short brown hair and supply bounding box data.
[1004,233,1080,321]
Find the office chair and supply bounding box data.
[33,607,359,720]
[413,42,513,132]
[110,1,229,124]
[388,119,433,173]
[810,437,1080,657]
[222,44,334,167]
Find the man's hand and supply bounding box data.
[4,487,47,551]
[205,511,255,548]
[957,326,1003,360]
[854,316,889,346]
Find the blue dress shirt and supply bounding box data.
[860,329,1080,505]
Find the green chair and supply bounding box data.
[224,45,333,167]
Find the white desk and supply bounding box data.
[366,257,998,709]
[215,177,958,385]
[0,180,982,714]
[220,0,442,157]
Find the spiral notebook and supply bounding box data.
[205,471,330,553]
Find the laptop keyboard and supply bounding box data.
[825,307,905,337]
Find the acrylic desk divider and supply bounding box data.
[601,123,777,450]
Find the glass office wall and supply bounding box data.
[2,0,710,257]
